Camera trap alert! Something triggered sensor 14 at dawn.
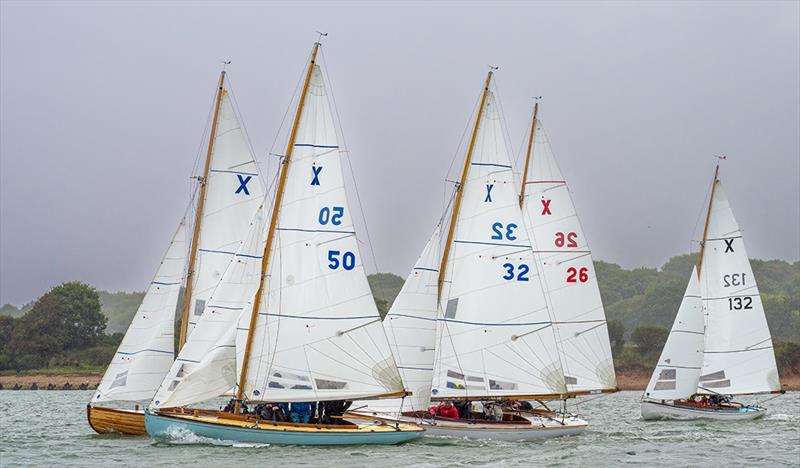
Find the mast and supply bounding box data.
[518,101,539,207]
[696,164,720,277]
[437,71,493,298]
[236,43,321,402]
[178,70,226,350]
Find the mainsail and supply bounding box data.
[697,179,780,395]
[184,87,264,340]
[236,60,404,403]
[520,115,616,393]
[151,205,267,409]
[432,79,566,400]
[644,267,704,401]
[94,221,186,403]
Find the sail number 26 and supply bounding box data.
[567,267,589,283]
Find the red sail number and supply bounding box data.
[567,267,589,283]
[555,232,578,248]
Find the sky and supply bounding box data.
[1,1,798,306]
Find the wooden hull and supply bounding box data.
[145,410,424,445]
[87,405,147,435]
[641,400,767,421]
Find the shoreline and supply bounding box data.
[2,372,799,391]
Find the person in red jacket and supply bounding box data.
[428,401,460,419]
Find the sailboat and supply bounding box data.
[87,69,264,435]
[144,42,424,445]
[641,165,783,420]
[353,71,589,441]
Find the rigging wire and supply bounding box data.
[318,46,380,274]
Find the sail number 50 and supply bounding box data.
[319,206,344,226]
[327,250,356,270]
[567,267,589,283]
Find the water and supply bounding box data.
[1,391,798,467]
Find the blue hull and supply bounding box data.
[145,412,422,446]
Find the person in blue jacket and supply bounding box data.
[289,402,313,424]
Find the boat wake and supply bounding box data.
[158,426,270,448]
[765,413,797,422]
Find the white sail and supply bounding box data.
[698,181,780,395]
[151,205,267,409]
[431,91,565,400]
[94,221,186,403]
[644,267,704,401]
[358,227,442,413]
[521,120,616,393]
[236,65,403,403]
[186,91,264,338]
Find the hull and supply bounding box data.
[349,411,587,441]
[87,405,147,435]
[641,400,767,421]
[145,411,423,446]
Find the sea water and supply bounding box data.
[1,391,798,467]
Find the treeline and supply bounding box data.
[0,254,797,375]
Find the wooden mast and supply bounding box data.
[696,165,720,277]
[235,43,321,403]
[437,71,493,299]
[518,101,539,207]
[178,70,226,350]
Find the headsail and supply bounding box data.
[361,227,442,413]
[94,221,186,403]
[432,85,565,400]
[644,267,704,401]
[520,117,616,393]
[697,180,780,395]
[151,205,267,409]
[236,61,404,403]
[184,88,264,340]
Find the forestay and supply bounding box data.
[698,181,780,395]
[432,91,565,400]
[360,227,443,413]
[644,267,704,401]
[186,91,264,338]
[521,120,616,393]
[151,205,267,409]
[94,221,186,403]
[236,65,404,403]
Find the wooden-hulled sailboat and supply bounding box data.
[641,165,783,420]
[88,69,265,434]
[353,71,588,441]
[518,103,618,397]
[145,42,423,445]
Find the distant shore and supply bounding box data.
[2,371,798,392]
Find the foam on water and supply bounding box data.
[160,425,269,448]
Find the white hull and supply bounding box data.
[349,412,587,441]
[640,400,766,421]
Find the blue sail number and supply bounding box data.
[502,263,530,281]
[491,222,518,241]
[328,250,356,270]
[319,206,344,226]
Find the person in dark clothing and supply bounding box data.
[289,402,313,424]
[454,400,471,420]
[320,400,353,424]
[223,398,236,413]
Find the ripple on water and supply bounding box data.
[1,391,799,467]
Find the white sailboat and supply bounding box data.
[145,42,423,445]
[88,69,264,434]
[641,165,783,420]
[353,72,588,441]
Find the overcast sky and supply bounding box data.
[1,1,798,306]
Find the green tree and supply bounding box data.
[631,324,669,356]
[607,320,626,356]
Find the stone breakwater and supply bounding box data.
[0,373,101,390]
